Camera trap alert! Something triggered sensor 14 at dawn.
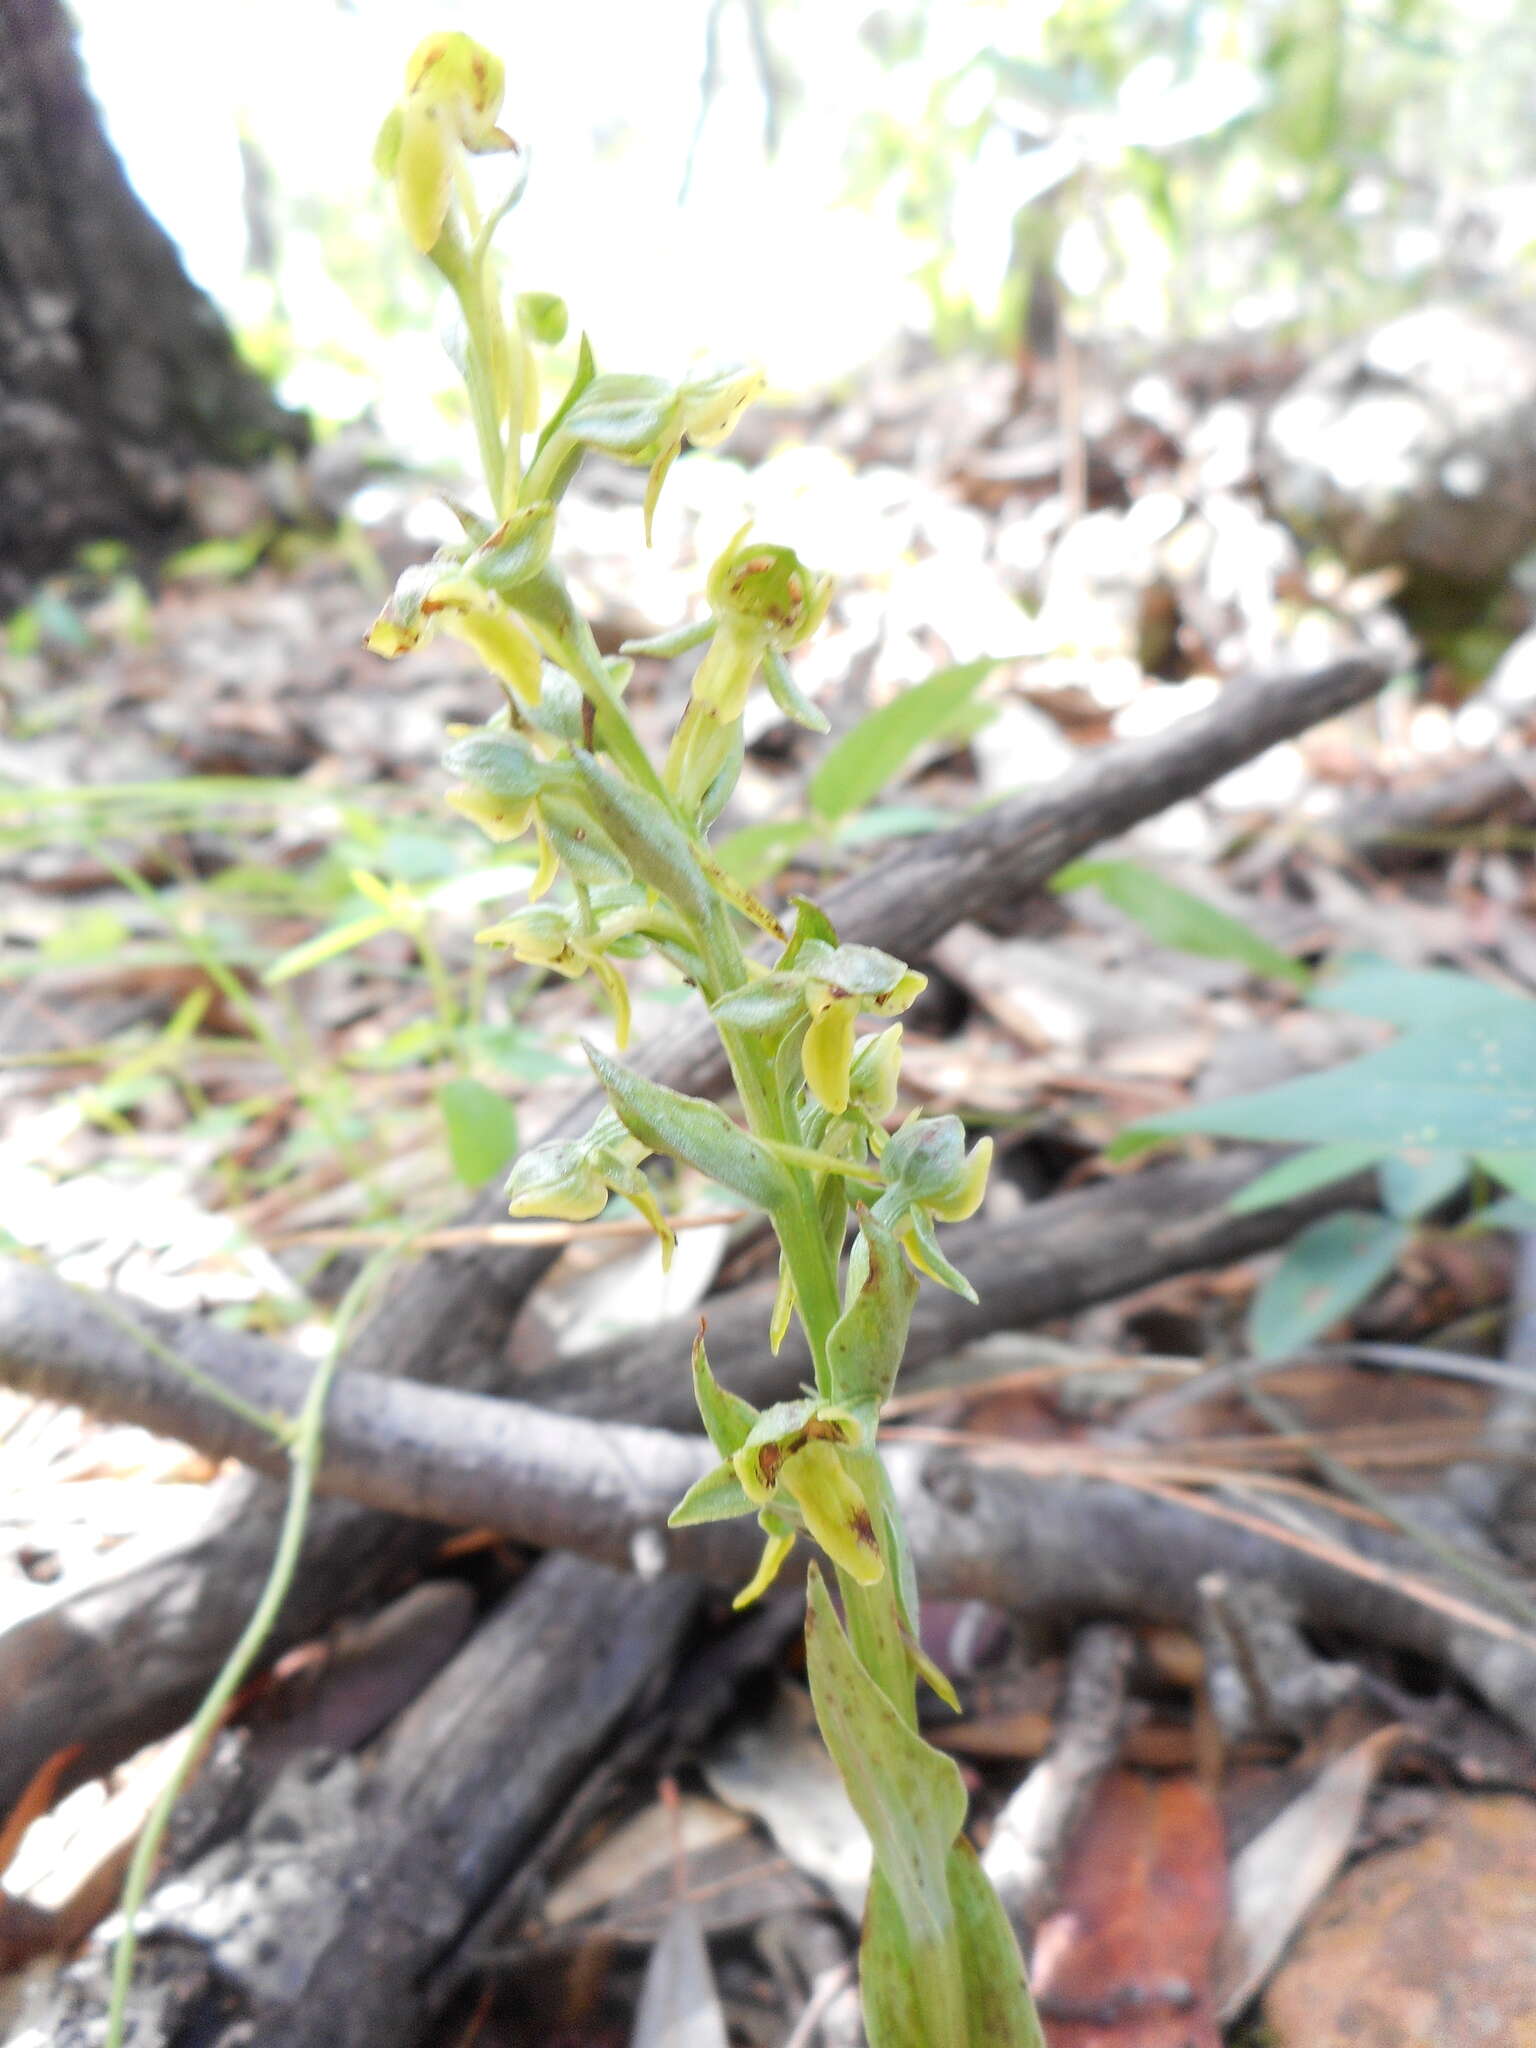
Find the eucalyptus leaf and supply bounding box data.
[1228,1142,1386,1216]
[1313,956,1535,1028]
[1052,858,1309,987]
[1477,1151,1536,1201]
[1247,1211,1409,1359]
[1126,1007,1536,1157]
[1378,1148,1467,1221]
[713,817,814,888]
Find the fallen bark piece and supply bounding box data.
[20,1554,700,2048]
[1260,1789,1536,2047]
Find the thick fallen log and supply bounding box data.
[4,1255,1535,1747]
[25,1554,700,2048]
[0,653,1389,1817]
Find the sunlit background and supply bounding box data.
[74,0,1536,463]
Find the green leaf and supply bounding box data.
[691,1333,760,1458]
[1052,859,1309,988]
[712,817,814,889]
[264,910,396,984]
[1477,1152,1536,1201]
[809,660,996,825]
[1378,1149,1467,1221]
[584,1043,791,1210]
[944,1836,1047,2047]
[436,1077,519,1187]
[42,907,132,964]
[1473,1194,1536,1232]
[1313,956,1534,1028]
[803,1566,967,2048]
[1247,1212,1410,1359]
[516,290,567,345]
[568,750,713,924]
[1228,1142,1386,1215]
[667,1459,755,1526]
[1128,1007,1536,1157]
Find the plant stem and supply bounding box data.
[102,1248,396,2048]
[837,1559,917,1729]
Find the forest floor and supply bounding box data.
[3,330,1536,2046]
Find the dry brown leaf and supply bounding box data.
[1029,1771,1227,2047]
[1214,1723,1404,2019]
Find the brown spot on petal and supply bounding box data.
[853,1508,879,1552]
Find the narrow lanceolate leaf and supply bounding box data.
[568,751,714,925]
[1052,858,1310,988]
[809,659,996,825]
[827,1215,920,1412]
[667,1460,755,1527]
[691,1332,760,1458]
[944,1838,1046,2047]
[803,1566,967,2048]
[1247,1211,1410,1359]
[1227,1142,1385,1216]
[584,1044,792,1211]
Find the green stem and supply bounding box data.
[693,896,842,1378]
[103,1249,396,2048]
[836,1553,917,1731]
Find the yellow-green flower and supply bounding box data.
[505,1108,674,1264]
[375,32,516,253]
[668,1347,885,1608]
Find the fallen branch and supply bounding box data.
[4,1255,1536,1745]
[533,1149,1376,1425]
[29,1554,700,2048]
[0,652,1389,1815]
[981,1622,1135,1933]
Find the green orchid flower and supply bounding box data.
[504,1107,674,1265]
[713,939,926,1116]
[871,1114,994,1300]
[669,1337,885,1606]
[374,31,517,254]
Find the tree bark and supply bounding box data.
[0,0,305,600]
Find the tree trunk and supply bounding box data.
[0,0,306,601]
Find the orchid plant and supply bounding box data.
[369,35,1043,2045]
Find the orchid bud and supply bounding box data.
[367,556,542,705]
[505,1139,607,1222]
[848,1024,904,1121]
[376,33,515,254]
[706,534,833,653]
